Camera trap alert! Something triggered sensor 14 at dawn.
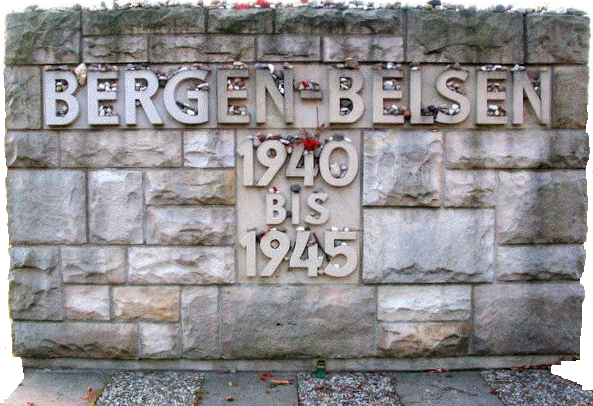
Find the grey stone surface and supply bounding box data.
[61,130,182,168]
[149,34,255,62]
[64,285,110,321]
[378,285,471,322]
[274,8,345,34]
[140,323,181,359]
[184,130,235,168]
[208,8,273,34]
[5,10,80,64]
[364,130,442,207]
[363,209,494,283]
[5,131,59,167]
[83,35,148,63]
[9,246,62,321]
[323,35,404,62]
[407,9,524,63]
[181,286,219,359]
[146,206,235,245]
[89,170,143,244]
[497,171,587,244]
[113,286,180,322]
[61,246,126,284]
[82,5,206,35]
[444,170,496,207]
[341,8,405,34]
[553,66,589,129]
[145,169,235,205]
[497,244,585,281]
[527,12,590,63]
[257,35,321,62]
[129,246,235,285]
[221,285,375,359]
[4,67,42,130]
[7,170,86,244]
[446,130,589,169]
[13,322,138,359]
[379,322,470,357]
[473,283,584,355]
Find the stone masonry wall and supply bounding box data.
[4,4,590,366]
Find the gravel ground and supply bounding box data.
[297,371,402,406]
[481,368,593,406]
[95,371,205,406]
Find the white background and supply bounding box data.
[1,0,592,401]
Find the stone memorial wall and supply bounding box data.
[3,4,590,370]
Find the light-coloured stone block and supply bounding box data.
[12,322,138,359]
[89,170,143,244]
[145,169,235,205]
[527,13,589,64]
[208,8,273,34]
[149,35,255,62]
[181,287,219,359]
[83,35,148,63]
[184,130,235,168]
[61,130,182,168]
[129,247,235,285]
[257,36,321,62]
[473,283,584,355]
[221,286,375,359]
[64,285,110,321]
[553,66,589,129]
[497,245,585,281]
[140,323,181,359]
[379,322,470,357]
[5,131,59,168]
[363,209,494,283]
[7,170,86,244]
[323,35,404,62]
[113,286,180,322]
[275,8,344,34]
[146,206,235,245]
[497,171,587,244]
[444,170,496,207]
[61,246,126,284]
[364,131,442,207]
[4,67,42,130]
[378,285,471,322]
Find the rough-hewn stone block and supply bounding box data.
[64,285,110,321]
[5,10,80,64]
[407,9,524,63]
[527,13,589,63]
[323,35,403,62]
[341,8,405,34]
[379,322,470,357]
[444,170,496,208]
[61,246,126,284]
[9,246,61,321]
[184,130,235,168]
[5,131,59,168]
[364,131,442,207]
[4,67,42,130]
[208,8,273,34]
[473,283,584,355]
[7,170,86,244]
[257,35,321,62]
[275,8,344,34]
[553,66,589,129]
[129,247,235,285]
[146,206,235,245]
[150,34,255,62]
[113,286,180,322]
[145,169,235,205]
[363,209,494,283]
[61,130,182,168]
[83,35,148,63]
[89,170,143,244]
[498,171,587,244]
[221,286,375,359]
[446,130,589,169]
[497,245,585,281]
[378,285,471,322]
[12,322,138,359]
[140,323,181,359]
[181,287,219,359]
[82,6,206,35]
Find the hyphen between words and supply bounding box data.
[43,63,551,127]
